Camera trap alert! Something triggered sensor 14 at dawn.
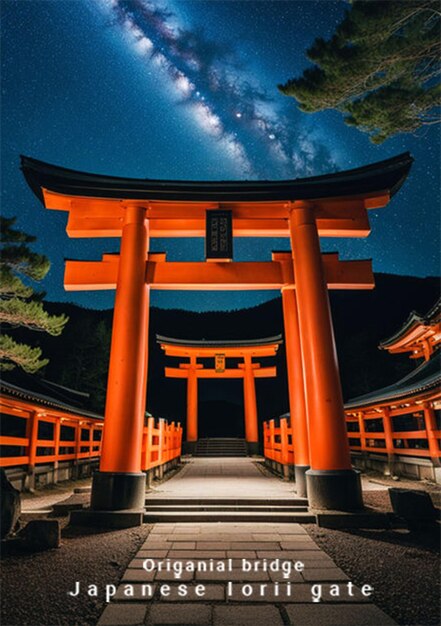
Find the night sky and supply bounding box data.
[2,0,440,312]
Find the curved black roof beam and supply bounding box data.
[156,335,283,348]
[21,153,413,204]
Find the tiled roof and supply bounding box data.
[0,378,103,421]
[345,351,440,409]
[380,298,441,348]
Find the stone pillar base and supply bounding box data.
[294,465,310,498]
[90,471,146,511]
[385,453,396,477]
[306,469,363,511]
[182,441,196,455]
[24,469,35,492]
[247,442,259,456]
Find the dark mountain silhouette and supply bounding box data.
[4,273,439,438]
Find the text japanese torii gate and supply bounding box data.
[157,335,282,454]
[21,152,413,513]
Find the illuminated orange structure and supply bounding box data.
[0,378,182,489]
[0,378,103,489]
[380,300,441,361]
[21,152,412,511]
[158,335,281,454]
[345,300,440,479]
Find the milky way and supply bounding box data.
[97,0,338,179]
[1,0,439,311]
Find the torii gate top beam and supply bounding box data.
[158,334,282,358]
[22,153,412,203]
[20,153,413,238]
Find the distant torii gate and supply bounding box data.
[21,152,413,513]
[157,335,282,454]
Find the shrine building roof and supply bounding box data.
[345,351,440,410]
[379,298,441,350]
[0,374,103,421]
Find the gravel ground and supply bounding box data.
[306,476,441,626]
[20,477,94,511]
[1,469,186,626]
[1,517,152,626]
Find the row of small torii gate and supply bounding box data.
[21,152,413,512]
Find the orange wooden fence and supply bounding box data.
[0,395,182,472]
[345,402,440,464]
[263,418,294,465]
[141,417,183,471]
[264,402,440,466]
[0,397,103,468]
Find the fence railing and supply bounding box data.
[345,403,440,463]
[141,417,183,471]
[0,396,182,473]
[0,399,103,468]
[263,418,294,465]
[263,402,440,466]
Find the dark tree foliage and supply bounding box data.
[55,318,111,412]
[0,217,68,373]
[279,0,440,143]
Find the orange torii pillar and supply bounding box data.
[240,357,259,455]
[282,287,309,497]
[181,358,202,444]
[90,205,149,512]
[187,358,199,444]
[289,201,363,510]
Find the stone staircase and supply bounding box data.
[193,438,248,457]
[143,496,315,522]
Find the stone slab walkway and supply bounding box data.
[146,458,297,499]
[98,458,396,626]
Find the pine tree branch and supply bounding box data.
[0,299,68,335]
[0,334,48,374]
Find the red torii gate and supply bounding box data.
[157,335,282,454]
[21,152,413,513]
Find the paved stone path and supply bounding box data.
[147,458,297,498]
[98,459,395,626]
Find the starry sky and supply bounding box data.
[2,0,440,311]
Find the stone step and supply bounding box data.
[20,510,53,519]
[144,498,308,506]
[196,445,246,451]
[196,441,246,443]
[196,438,247,442]
[194,438,248,458]
[195,450,247,452]
[194,445,247,447]
[196,443,247,446]
[194,445,247,448]
[193,453,248,457]
[145,504,309,512]
[195,445,247,448]
[143,510,316,522]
